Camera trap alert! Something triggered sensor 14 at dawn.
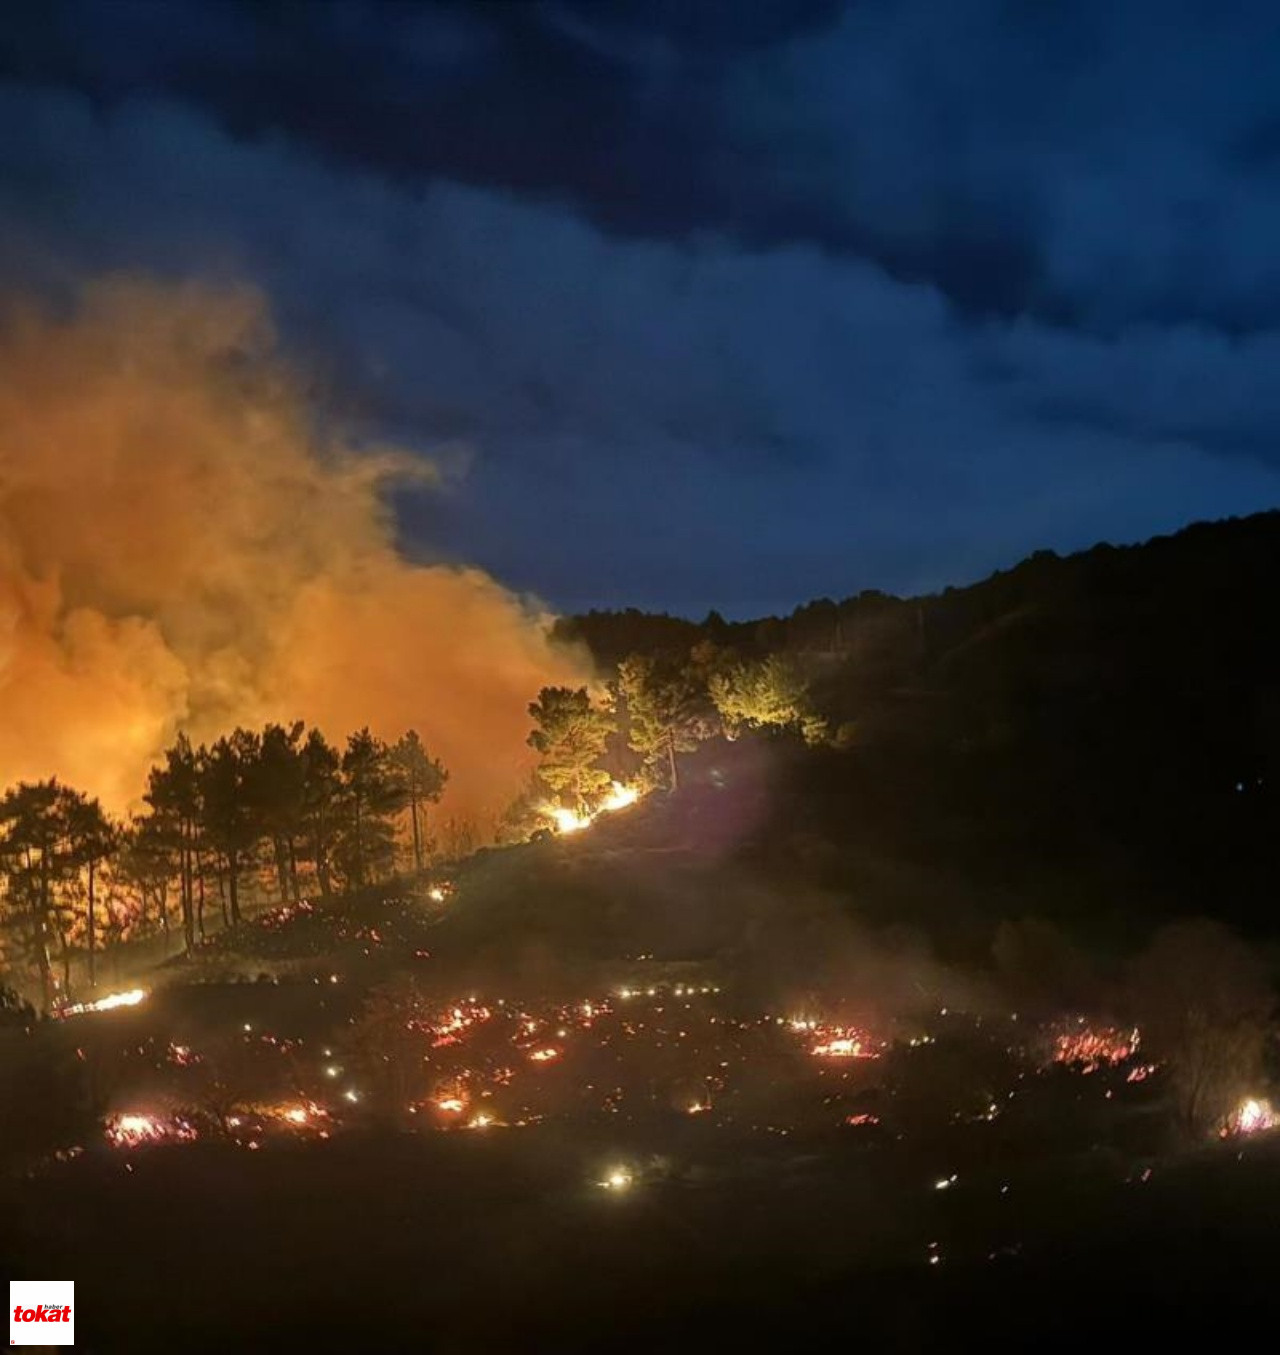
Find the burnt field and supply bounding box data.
[3,880,1279,1352]
[5,1111,1280,1351]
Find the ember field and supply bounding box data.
[3,877,1278,1352]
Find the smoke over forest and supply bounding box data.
[0,277,588,818]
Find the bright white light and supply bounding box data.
[1229,1096,1278,1136]
[62,987,147,1017]
[551,807,591,834]
[600,782,639,814]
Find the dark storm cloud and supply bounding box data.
[7,0,1280,333]
[2,1,1280,614]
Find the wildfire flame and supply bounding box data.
[600,782,639,813]
[550,807,591,834]
[105,1111,198,1148]
[1223,1097,1278,1137]
[60,988,147,1017]
[545,782,642,835]
[1051,1024,1139,1073]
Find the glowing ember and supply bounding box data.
[1051,1023,1139,1073]
[528,1047,559,1062]
[107,1113,164,1146]
[61,987,147,1017]
[436,1097,465,1113]
[1223,1097,1279,1137]
[598,1168,634,1191]
[467,1112,494,1129]
[105,1112,198,1148]
[844,1113,880,1126]
[803,1023,880,1059]
[813,1036,864,1058]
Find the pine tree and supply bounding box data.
[526,687,614,813]
[391,731,448,873]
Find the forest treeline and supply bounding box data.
[7,509,1280,1007]
[0,725,446,1008]
[545,511,1280,930]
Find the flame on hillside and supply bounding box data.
[543,782,641,835]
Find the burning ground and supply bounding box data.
[2,831,1278,1351]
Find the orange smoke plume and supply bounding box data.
[0,276,588,818]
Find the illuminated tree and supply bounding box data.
[64,793,117,990]
[337,728,407,889]
[117,813,176,944]
[145,735,201,951]
[198,729,262,928]
[300,728,342,898]
[617,653,705,790]
[252,721,308,903]
[527,686,614,813]
[392,730,448,873]
[709,654,826,744]
[0,780,82,1009]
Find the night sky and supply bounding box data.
[4,0,1280,617]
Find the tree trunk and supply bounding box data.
[288,838,301,902]
[227,851,242,926]
[315,829,332,898]
[86,858,96,989]
[353,798,365,888]
[273,836,290,903]
[57,924,72,1001]
[33,906,54,1013]
[409,791,423,875]
[180,822,195,953]
[196,853,207,940]
[666,729,679,791]
[37,848,55,1009]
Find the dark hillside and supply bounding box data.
[555,513,1280,936]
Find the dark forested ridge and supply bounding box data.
[554,512,1280,938]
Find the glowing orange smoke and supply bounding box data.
[0,278,589,816]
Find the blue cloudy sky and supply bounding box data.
[3,0,1280,615]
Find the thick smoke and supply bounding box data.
[0,277,588,817]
